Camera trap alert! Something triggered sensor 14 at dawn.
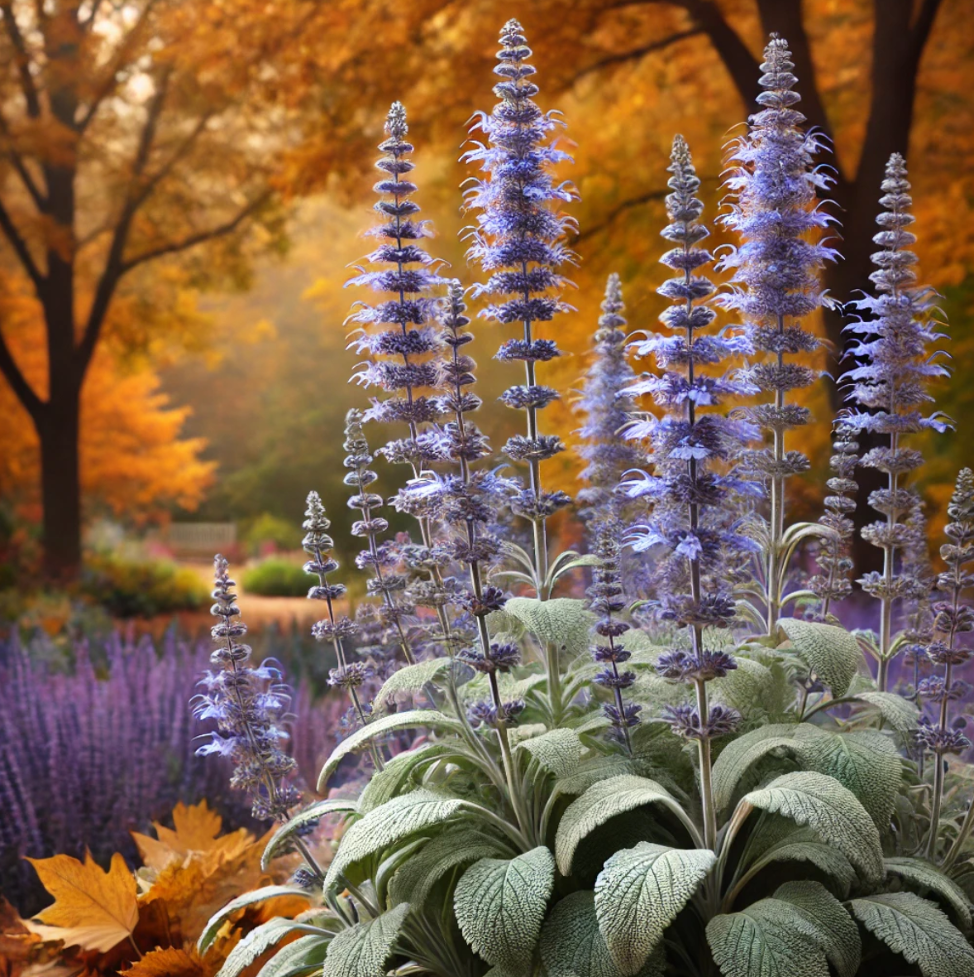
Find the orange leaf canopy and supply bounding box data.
[24,851,138,954]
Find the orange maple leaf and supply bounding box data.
[24,852,138,954]
[120,946,204,977]
[132,801,251,873]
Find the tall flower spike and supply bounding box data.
[464,18,577,587]
[844,153,951,690]
[194,556,299,821]
[347,101,446,472]
[718,34,837,633]
[624,135,752,852]
[808,423,858,617]
[576,274,643,527]
[343,409,416,666]
[918,468,974,858]
[303,492,379,753]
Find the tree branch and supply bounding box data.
[683,0,760,107]
[0,110,46,210]
[0,325,42,419]
[0,1,42,118]
[119,192,270,273]
[575,28,704,79]
[910,0,944,61]
[0,196,44,289]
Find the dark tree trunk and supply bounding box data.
[36,388,82,579]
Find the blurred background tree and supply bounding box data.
[0,0,971,580]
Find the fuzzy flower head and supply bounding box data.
[717,35,836,488]
[576,274,644,523]
[464,19,577,522]
[347,101,447,471]
[194,556,299,821]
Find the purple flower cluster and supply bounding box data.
[587,522,641,747]
[463,19,576,579]
[808,424,859,616]
[843,154,950,687]
[718,35,836,629]
[193,556,299,821]
[625,135,754,637]
[347,101,446,472]
[576,274,643,526]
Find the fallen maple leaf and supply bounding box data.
[120,946,203,977]
[132,802,251,873]
[24,852,138,954]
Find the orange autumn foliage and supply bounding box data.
[9,801,311,977]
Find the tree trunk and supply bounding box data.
[37,388,82,579]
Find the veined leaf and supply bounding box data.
[198,885,312,955]
[504,597,596,659]
[773,881,860,977]
[883,858,973,929]
[374,658,456,707]
[594,843,715,974]
[540,891,665,977]
[262,798,358,870]
[388,826,512,906]
[853,691,920,732]
[454,846,555,969]
[324,790,465,893]
[322,904,410,977]
[710,657,776,715]
[317,711,464,790]
[214,917,298,977]
[256,933,332,977]
[712,724,803,813]
[777,619,860,697]
[555,775,684,875]
[740,772,884,882]
[849,892,974,977]
[745,839,857,895]
[358,743,459,814]
[516,728,585,778]
[707,898,832,977]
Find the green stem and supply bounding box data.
[695,678,717,851]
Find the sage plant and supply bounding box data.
[844,153,950,690]
[920,468,973,858]
[718,35,836,632]
[464,18,576,591]
[625,135,754,849]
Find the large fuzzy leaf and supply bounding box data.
[740,772,884,882]
[743,838,857,896]
[214,917,298,977]
[317,711,464,790]
[357,743,459,814]
[712,725,803,812]
[504,597,596,659]
[540,892,664,977]
[256,933,332,977]
[454,846,555,969]
[849,892,974,977]
[374,659,457,707]
[555,775,683,875]
[594,843,715,974]
[773,882,860,977]
[777,619,860,696]
[884,857,973,929]
[321,904,409,977]
[710,657,776,715]
[707,897,833,977]
[262,799,358,870]
[324,790,465,892]
[198,885,312,955]
[853,691,920,732]
[516,728,585,777]
[388,826,512,906]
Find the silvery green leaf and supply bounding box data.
[516,728,585,777]
[849,892,974,977]
[256,933,332,977]
[777,619,860,696]
[199,885,313,955]
[322,904,410,977]
[883,858,973,929]
[712,724,803,813]
[358,743,460,814]
[454,846,555,969]
[317,711,464,790]
[740,771,884,882]
[594,843,715,974]
[772,881,860,977]
[262,798,358,870]
[853,691,920,732]
[504,597,597,659]
[374,659,456,707]
[215,917,298,977]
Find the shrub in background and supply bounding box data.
[241,555,309,597]
[79,552,207,618]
